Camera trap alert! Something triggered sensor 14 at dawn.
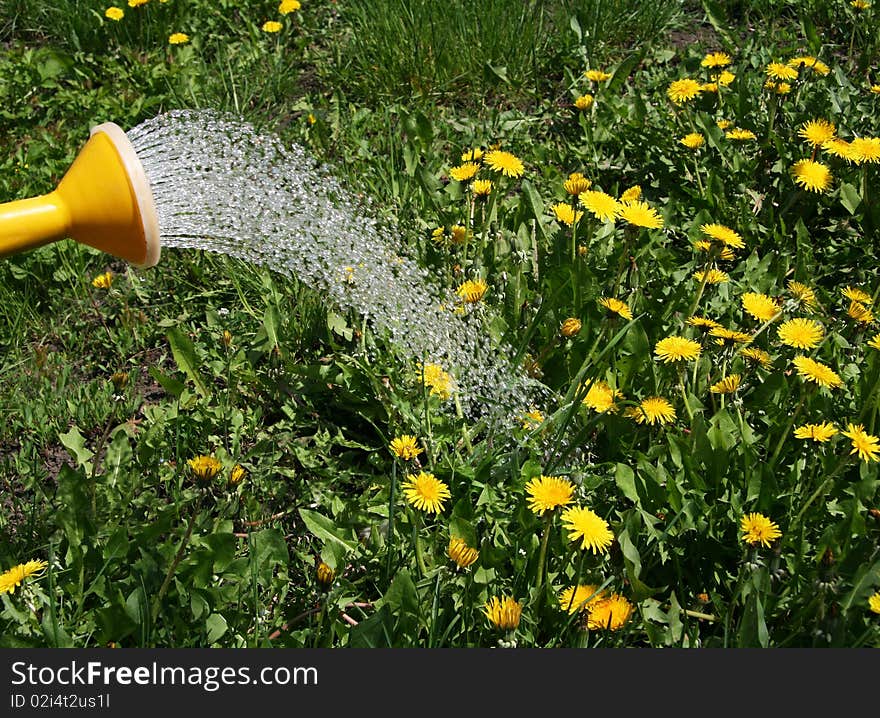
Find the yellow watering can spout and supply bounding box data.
[0,122,160,268]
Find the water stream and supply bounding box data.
[127,110,546,422]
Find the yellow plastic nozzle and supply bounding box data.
[0,122,160,268]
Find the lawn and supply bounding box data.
[1,0,879,647]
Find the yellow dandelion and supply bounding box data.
[687,316,722,332]
[741,292,781,322]
[448,537,479,569]
[871,84,880,94]
[574,94,595,110]
[551,202,584,226]
[262,20,283,33]
[449,224,468,244]
[402,471,451,514]
[187,455,222,481]
[848,301,874,324]
[525,475,575,515]
[791,159,832,192]
[867,333,880,350]
[390,435,424,461]
[716,119,733,130]
[741,347,773,368]
[793,422,838,442]
[798,119,836,147]
[788,56,830,75]
[841,423,880,462]
[681,132,705,149]
[726,128,757,141]
[740,513,782,548]
[667,78,703,104]
[0,559,49,595]
[702,82,719,93]
[778,318,823,349]
[766,62,798,81]
[449,162,480,182]
[421,362,454,400]
[484,596,522,630]
[851,137,880,164]
[279,0,301,13]
[484,149,524,178]
[564,172,591,195]
[710,374,741,394]
[654,336,702,363]
[870,592,880,614]
[91,271,114,289]
[471,179,493,197]
[559,585,606,614]
[128,0,148,6]
[461,147,484,163]
[581,380,622,413]
[702,52,732,68]
[626,396,676,425]
[617,200,664,229]
[710,326,753,346]
[457,278,488,304]
[561,506,614,554]
[822,138,860,163]
[520,408,544,429]
[765,80,792,95]
[585,69,612,82]
[851,0,871,8]
[229,464,247,486]
[598,297,633,320]
[788,280,818,308]
[579,190,620,222]
[316,561,335,589]
[168,32,189,45]
[701,222,744,248]
[560,317,582,337]
[843,286,873,304]
[619,185,642,203]
[105,7,124,20]
[585,594,634,631]
[792,355,843,388]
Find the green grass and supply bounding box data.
[1,0,880,648]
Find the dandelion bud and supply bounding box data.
[110,371,129,390]
[222,330,233,347]
[316,561,335,589]
[229,464,247,487]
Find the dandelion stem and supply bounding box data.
[152,493,203,623]
[535,511,554,593]
[385,460,398,586]
[679,369,694,425]
[411,509,428,578]
[768,391,808,470]
[792,456,854,529]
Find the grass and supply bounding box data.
[1,0,880,648]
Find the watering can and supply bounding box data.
[0,122,160,268]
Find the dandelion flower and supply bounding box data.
[262,21,283,33]
[791,159,832,192]
[92,271,113,289]
[868,333,880,350]
[711,327,753,346]
[667,78,703,104]
[449,163,480,182]
[778,318,823,349]
[448,537,479,569]
[869,592,880,614]
[188,455,222,481]
[484,150,524,178]
[626,396,676,425]
[822,138,859,163]
[617,200,663,229]
[741,347,772,368]
[872,85,880,94]
[402,471,451,514]
[461,147,484,163]
[421,362,454,400]
[851,0,871,8]
[484,596,522,630]
[316,561,335,589]
[792,355,843,388]
[687,316,722,332]
[551,202,583,226]
[681,133,705,149]
[585,69,612,82]
[766,62,798,81]
[710,374,741,394]
[841,423,880,462]
[561,506,614,553]
[702,52,732,68]
[168,32,190,45]
[793,422,838,442]
[726,128,757,141]
[654,336,702,363]
[579,190,620,222]
[105,7,124,20]
[520,408,544,429]
[471,179,492,197]
[525,475,575,515]
[449,225,468,244]
[560,317,582,337]
[279,0,301,13]
[582,380,622,413]
[390,435,423,461]
[798,119,836,147]
[848,301,874,324]
[619,185,642,203]
[742,292,781,322]
[585,594,634,631]
[598,297,633,320]
[765,80,792,95]
[701,222,744,248]
[457,278,488,304]
[128,0,148,6]
[843,286,873,304]
[716,70,736,86]
[716,119,733,130]
[788,56,830,75]
[788,280,818,308]
[564,172,591,195]
[740,513,782,547]
[559,585,606,614]
[0,559,49,595]
[574,94,594,110]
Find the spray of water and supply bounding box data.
[127,110,549,423]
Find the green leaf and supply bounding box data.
[167,326,210,398]
[700,0,736,52]
[205,613,228,643]
[607,52,643,95]
[58,425,93,471]
[839,182,862,215]
[263,303,281,353]
[148,367,185,399]
[614,463,639,504]
[520,179,547,242]
[298,508,359,555]
[840,559,880,611]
